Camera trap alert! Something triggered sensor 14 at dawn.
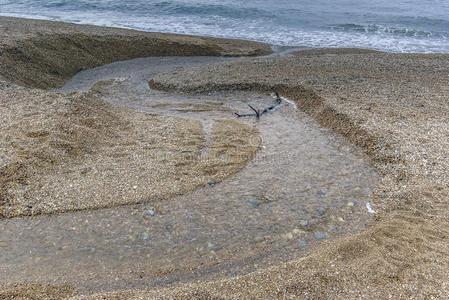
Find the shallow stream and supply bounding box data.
[0,56,378,294]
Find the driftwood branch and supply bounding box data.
[248,104,261,118]
[261,98,282,115]
[234,112,255,117]
[235,92,283,119]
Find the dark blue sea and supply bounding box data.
[1,0,449,52]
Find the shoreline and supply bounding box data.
[0,16,272,89]
[1,16,449,299]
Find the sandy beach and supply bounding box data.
[1,16,449,299]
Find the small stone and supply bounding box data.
[316,207,326,216]
[347,202,355,207]
[299,220,309,228]
[207,180,218,187]
[313,231,328,240]
[284,232,294,240]
[254,236,265,243]
[338,217,345,222]
[298,239,308,248]
[133,185,138,190]
[292,228,302,235]
[143,209,156,218]
[317,190,326,198]
[207,242,221,251]
[328,225,337,233]
[140,232,150,241]
[247,198,260,208]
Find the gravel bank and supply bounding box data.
[0,283,75,300]
[0,85,260,218]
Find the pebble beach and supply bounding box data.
[1,16,449,299]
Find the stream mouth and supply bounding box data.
[0,56,378,294]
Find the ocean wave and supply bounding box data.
[327,23,449,39]
[151,1,275,19]
[9,0,275,20]
[1,0,449,53]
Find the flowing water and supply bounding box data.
[0,57,379,294]
[1,0,449,52]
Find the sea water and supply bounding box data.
[1,0,448,53]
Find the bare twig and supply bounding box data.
[261,98,282,116]
[248,104,260,118]
[235,112,256,117]
[235,92,283,119]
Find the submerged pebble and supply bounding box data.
[316,207,327,216]
[140,232,150,241]
[298,239,308,248]
[284,232,294,240]
[143,209,156,218]
[247,198,260,208]
[328,225,337,233]
[317,190,326,198]
[299,220,309,228]
[207,242,221,251]
[313,231,328,240]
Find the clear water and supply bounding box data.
[1,0,449,53]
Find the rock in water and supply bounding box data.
[313,231,328,240]
[143,209,156,219]
[299,219,309,228]
[140,232,150,241]
[298,239,308,248]
[247,198,260,208]
[316,207,326,216]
